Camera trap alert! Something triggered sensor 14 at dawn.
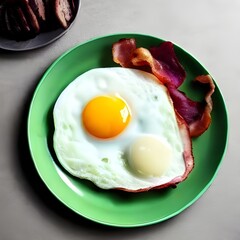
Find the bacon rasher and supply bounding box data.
[112,38,215,138]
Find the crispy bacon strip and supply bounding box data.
[132,47,172,84]
[112,38,215,137]
[189,75,215,137]
[164,75,215,137]
[113,39,174,84]
[150,42,186,88]
[112,38,137,67]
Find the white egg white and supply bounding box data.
[53,67,185,191]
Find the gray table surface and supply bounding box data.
[0,0,239,239]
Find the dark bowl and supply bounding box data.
[0,0,81,51]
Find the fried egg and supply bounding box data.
[53,67,185,191]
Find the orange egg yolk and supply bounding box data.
[82,95,131,139]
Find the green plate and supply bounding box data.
[27,33,228,227]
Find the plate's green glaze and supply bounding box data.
[28,33,228,227]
